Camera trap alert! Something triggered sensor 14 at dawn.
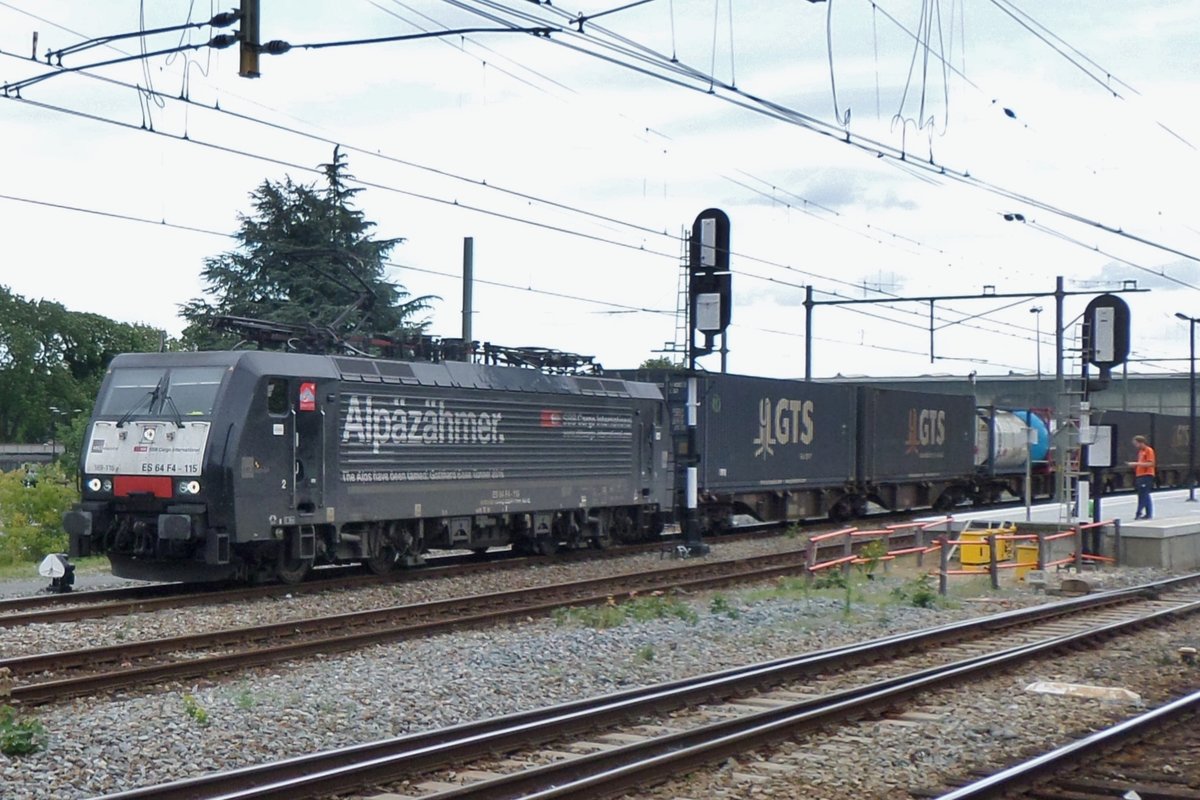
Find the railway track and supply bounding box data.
[929,687,1200,799]
[92,573,1200,800]
[0,552,515,628]
[0,523,920,627]
[4,546,865,706]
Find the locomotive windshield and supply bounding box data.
[97,366,226,418]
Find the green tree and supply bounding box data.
[0,287,162,443]
[0,463,77,564]
[181,148,432,349]
[638,356,680,370]
[54,414,91,480]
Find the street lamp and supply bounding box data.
[1029,306,1043,381]
[1176,312,1198,502]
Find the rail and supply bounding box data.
[934,687,1200,799]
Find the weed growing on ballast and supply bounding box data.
[182,693,210,726]
[709,593,741,619]
[0,705,47,756]
[891,574,940,608]
[233,687,256,711]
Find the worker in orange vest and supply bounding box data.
[1128,435,1156,520]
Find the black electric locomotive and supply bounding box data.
[64,350,671,583]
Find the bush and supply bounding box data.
[0,463,78,565]
[891,574,940,608]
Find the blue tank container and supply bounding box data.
[1009,409,1050,461]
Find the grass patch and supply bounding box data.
[233,686,256,711]
[738,569,968,615]
[708,593,741,619]
[553,592,699,630]
[741,576,813,604]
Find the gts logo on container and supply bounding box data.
[342,396,505,454]
[753,398,814,459]
[905,408,946,454]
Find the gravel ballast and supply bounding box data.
[0,546,1191,799]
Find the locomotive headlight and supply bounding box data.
[178,480,201,495]
[102,479,112,492]
[87,478,102,492]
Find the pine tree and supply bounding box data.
[181,148,431,349]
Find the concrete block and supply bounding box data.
[1118,516,1200,569]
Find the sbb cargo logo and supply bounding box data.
[342,395,504,454]
[753,398,814,460]
[905,408,946,454]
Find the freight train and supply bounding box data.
[63,351,1185,583]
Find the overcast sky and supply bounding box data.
[2,1,1197,380]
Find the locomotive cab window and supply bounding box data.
[266,378,289,416]
[97,366,226,418]
[167,367,225,416]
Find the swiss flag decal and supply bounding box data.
[298,382,317,412]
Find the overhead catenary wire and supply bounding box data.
[450,0,1200,268]
[45,7,237,63]
[988,0,1197,151]
[7,0,1190,283]
[2,195,1175,374]
[0,2,1135,336]
[0,187,677,317]
[0,181,1048,370]
[988,0,1127,99]
[369,0,569,96]
[0,56,1130,351]
[272,25,555,53]
[0,46,1016,328]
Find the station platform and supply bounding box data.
[1119,516,1200,570]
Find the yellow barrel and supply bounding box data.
[958,530,989,566]
[1015,543,1039,580]
[993,524,1016,561]
[959,523,1017,565]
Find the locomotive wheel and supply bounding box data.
[364,548,396,575]
[828,498,854,524]
[363,528,397,575]
[535,535,558,556]
[276,549,312,585]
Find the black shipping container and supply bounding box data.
[677,374,856,492]
[1152,413,1191,473]
[1092,410,1155,468]
[856,387,975,482]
